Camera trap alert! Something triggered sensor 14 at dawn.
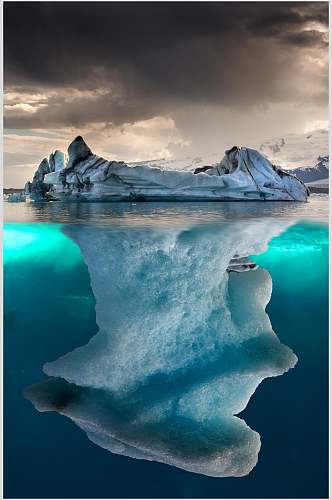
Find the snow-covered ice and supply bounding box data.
[24,136,309,202]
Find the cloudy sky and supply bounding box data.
[4,1,329,187]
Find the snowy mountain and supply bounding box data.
[129,129,329,179]
[288,155,329,183]
[129,153,221,172]
[259,129,328,170]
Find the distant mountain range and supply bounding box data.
[129,153,222,172]
[288,155,329,184]
[130,129,329,186]
[258,129,329,187]
[259,129,328,171]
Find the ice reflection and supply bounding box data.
[5,195,329,226]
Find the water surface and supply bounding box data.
[4,197,329,498]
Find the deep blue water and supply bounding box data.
[3,201,329,499]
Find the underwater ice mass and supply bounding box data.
[25,220,298,477]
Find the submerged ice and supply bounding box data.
[25,221,297,477]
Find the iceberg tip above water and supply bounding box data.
[21,136,309,202]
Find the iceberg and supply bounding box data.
[25,221,297,477]
[25,136,309,202]
[4,191,27,203]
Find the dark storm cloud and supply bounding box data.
[4,1,329,129]
[280,29,328,48]
[248,2,328,36]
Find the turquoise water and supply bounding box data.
[3,200,329,498]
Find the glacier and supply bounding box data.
[25,220,297,477]
[23,136,309,202]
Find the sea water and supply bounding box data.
[4,197,329,498]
